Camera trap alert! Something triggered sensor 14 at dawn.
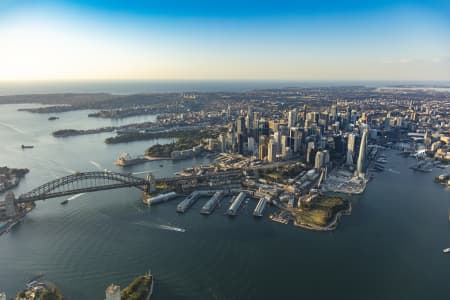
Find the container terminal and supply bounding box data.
[253,198,267,217]
[200,191,225,215]
[143,192,177,205]
[227,192,246,216]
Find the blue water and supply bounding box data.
[1,80,449,96]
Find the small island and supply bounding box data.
[105,272,154,300]
[291,194,351,231]
[0,166,29,193]
[120,273,153,300]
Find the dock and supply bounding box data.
[227,192,246,216]
[177,191,202,213]
[176,190,217,213]
[253,198,267,217]
[200,191,225,215]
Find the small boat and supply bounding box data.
[60,200,69,205]
[21,144,34,149]
[443,248,450,253]
[48,116,59,121]
[160,164,164,167]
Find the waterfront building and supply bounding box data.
[346,133,356,165]
[105,284,121,300]
[356,129,368,178]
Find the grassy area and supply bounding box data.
[121,275,153,300]
[259,163,305,183]
[145,136,200,157]
[293,195,349,228]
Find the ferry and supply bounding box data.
[443,248,450,253]
[21,144,34,149]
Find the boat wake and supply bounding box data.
[132,170,153,175]
[133,221,186,233]
[0,121,25,134]
[89,160,102,170]
[387,168,400,174]
[157,224,187,233]
[67,193,86,201]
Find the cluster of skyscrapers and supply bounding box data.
[215,102,369,178]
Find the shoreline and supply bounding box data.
[292,202,352,231]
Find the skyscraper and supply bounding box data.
[268,139,278,162]
[314,151,325,170]
[288,109,297,128]
[346,133,356,165]
[356,129,368,177]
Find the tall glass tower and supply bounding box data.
[356,129,368,178]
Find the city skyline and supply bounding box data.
[0,0,449,81]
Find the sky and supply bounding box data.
[0,0,449,81]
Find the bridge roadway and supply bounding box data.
[14,170,242,203]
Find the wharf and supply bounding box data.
[200,191,225,215]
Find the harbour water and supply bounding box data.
[1,104,450,299]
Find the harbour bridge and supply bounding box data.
[13,170,242,204]
[16,171,153,203]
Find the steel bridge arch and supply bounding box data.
[17,171,148,203]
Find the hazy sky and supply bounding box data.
[0,0,449,81]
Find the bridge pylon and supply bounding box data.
[143,174,156,197]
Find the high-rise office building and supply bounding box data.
[306,141,315,164]
[258,143,268,161]
[288,109,297,128]
[219,134,226,152]
[281,135,289,157]
[236,116,246,137]
[346,133,356,165]
[247,137,256,154]
[290,127,302,153]
[268,139,278,162]
[314,151,325,170]
[356,129,368,177]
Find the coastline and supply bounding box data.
[293,202,352,231]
